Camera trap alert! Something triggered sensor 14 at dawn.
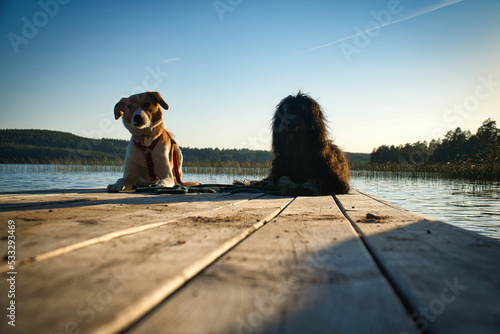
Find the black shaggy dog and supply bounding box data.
[269,92,350,196]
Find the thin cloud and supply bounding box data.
[471,67,500,75]
[162,58,182,63]
[299,0,466,54]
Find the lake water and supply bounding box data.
[0,164,499,240]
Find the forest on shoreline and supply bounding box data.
[367,119,499,180]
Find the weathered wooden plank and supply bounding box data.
[128,196,417,334]
[0,188,129,210]
[335,189,500,334]
[0,195,292,334]
[0,190,257,270]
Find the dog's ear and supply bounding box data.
[149,91,169,110]
[114,98,127,120]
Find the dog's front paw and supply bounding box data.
[133,177,152,188]
[277,176,320,196]
[107,183,123,193]
[302,178,323,196]
[156,178,175,188]
[277,176,294,188]
[107,178,127,192]
[277,176,301,196]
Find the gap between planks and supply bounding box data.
[0,193,261,273]
[334,189,500,334]
[126,195,416,334]
[332,191,417,324]
[87,196,296,334]
[0,194,295,334]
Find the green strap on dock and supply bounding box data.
[134,184,280,195]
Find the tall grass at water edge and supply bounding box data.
[355,162,500,182]
[2,161,498,183]
[0,163,124,174]
[0,163,270,178]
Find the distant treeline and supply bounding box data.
[0,129,368,168]
[0,130,127,165]
[368,119,500,180]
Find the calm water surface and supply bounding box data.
[1,164,498,240]
[350,171,500,240]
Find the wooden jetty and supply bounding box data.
[0,188,499,334]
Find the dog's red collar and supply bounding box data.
[133,133,183,184]
[133,134,163,152]
[133,134,163,181]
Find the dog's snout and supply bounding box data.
[133,114,143,124]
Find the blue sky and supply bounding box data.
[1,0,499,153]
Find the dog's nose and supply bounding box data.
[133,114,143,124]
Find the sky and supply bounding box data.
[1,0,499,153]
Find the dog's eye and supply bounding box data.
[143,102,151,109]
[127,104,134,109]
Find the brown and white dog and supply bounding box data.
[107,91,194,192]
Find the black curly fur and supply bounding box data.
[269,92,350,195]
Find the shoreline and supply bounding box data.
[1,161,499,181]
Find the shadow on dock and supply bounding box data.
[0,187,283,212]
[127,215,500,334]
